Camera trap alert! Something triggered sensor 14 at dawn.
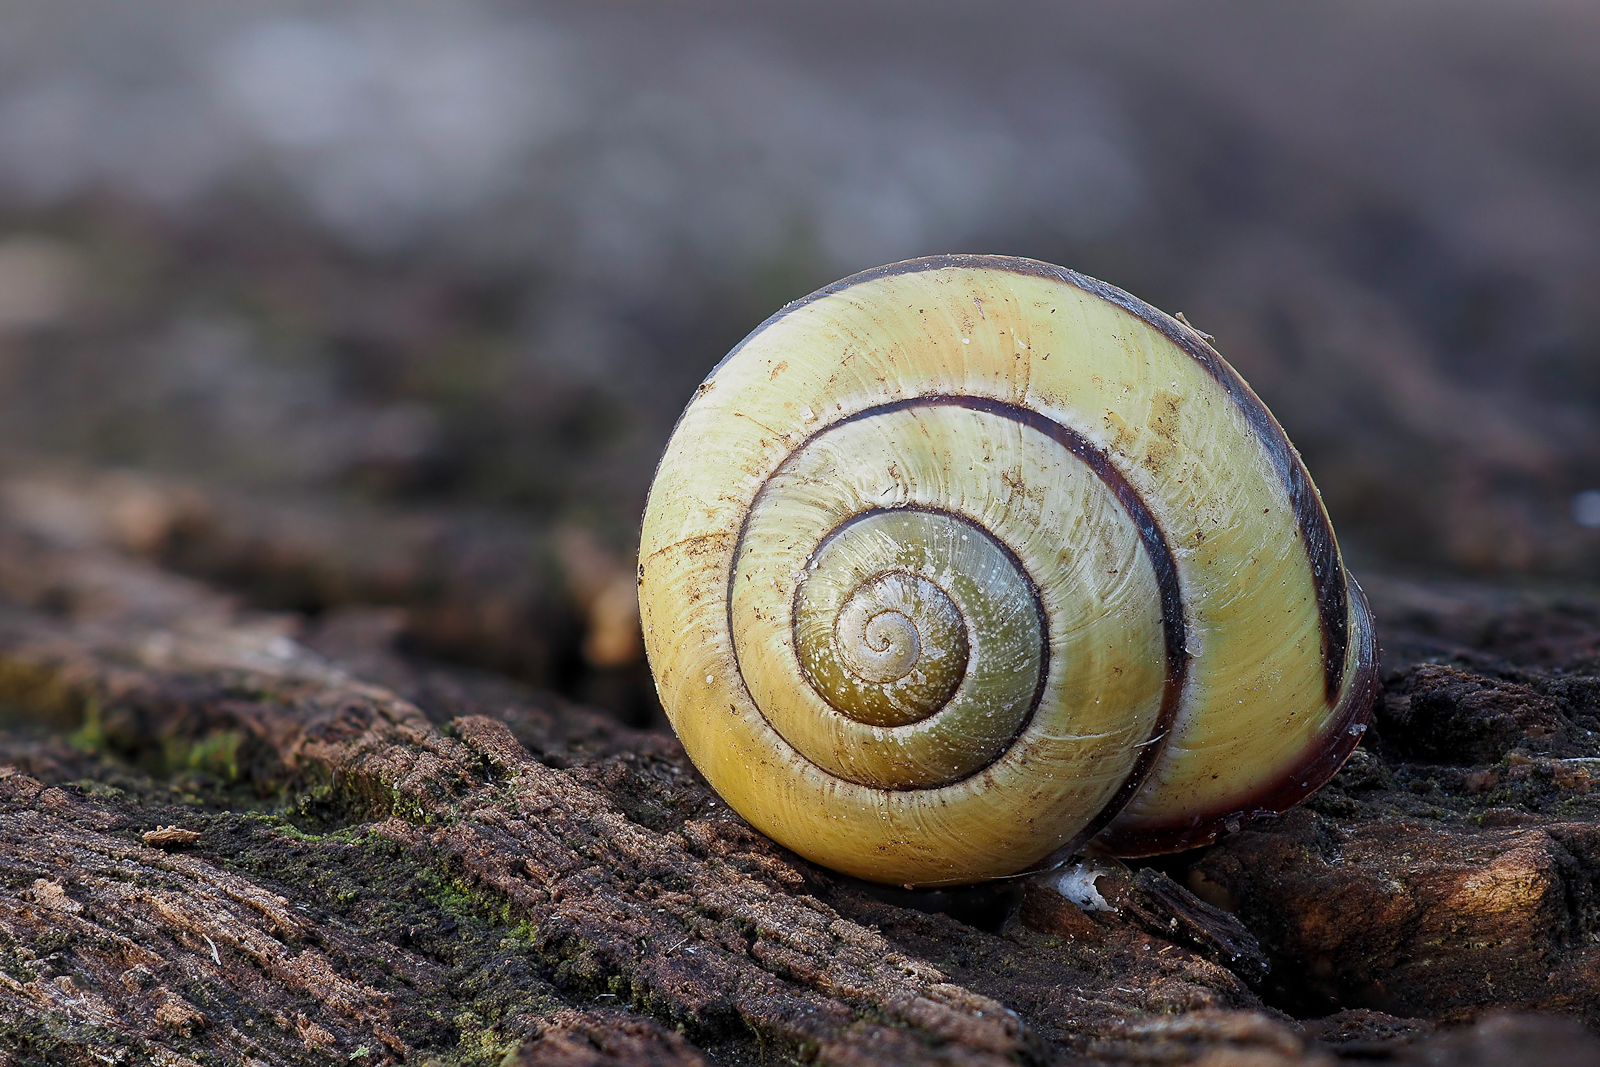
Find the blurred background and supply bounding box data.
[0,0,1597,717]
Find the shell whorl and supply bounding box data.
[639,255,1377,887]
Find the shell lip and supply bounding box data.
[1084,572,1381,859]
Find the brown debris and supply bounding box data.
[143,825,203,848]
[1120,868,1271,990]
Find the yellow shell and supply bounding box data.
[639,255,1377,888]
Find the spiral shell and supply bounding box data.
[639,255,1377,887]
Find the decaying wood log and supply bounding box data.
[1,466,1599,1065]
[0,458,648,710]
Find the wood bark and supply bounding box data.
[1,464,1599,1065]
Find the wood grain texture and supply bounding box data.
[0,463,1598,1065]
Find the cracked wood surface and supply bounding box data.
[1,467,1599,1065]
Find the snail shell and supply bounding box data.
[639,255,1377,888]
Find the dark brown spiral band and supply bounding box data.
[1088,576,1378,856]
[726,395,1187,835]
[704,253,1348,704]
